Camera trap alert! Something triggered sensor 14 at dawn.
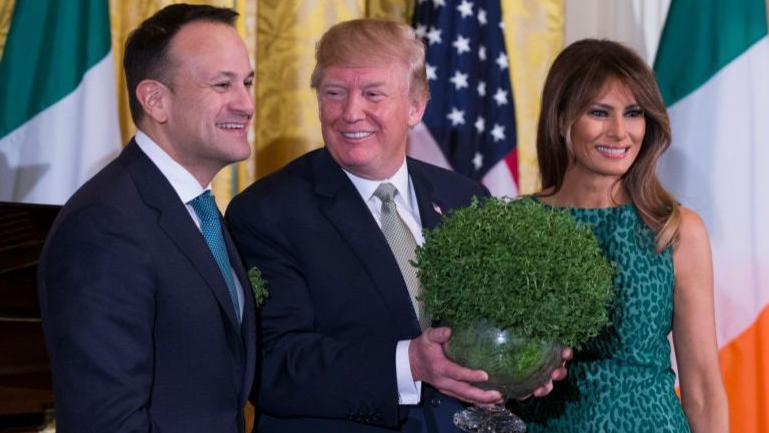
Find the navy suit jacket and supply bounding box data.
[226,148,488,433]
[38,140,257,433]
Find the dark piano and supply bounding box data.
[0,202,60,432]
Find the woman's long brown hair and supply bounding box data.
[537,39,680,251]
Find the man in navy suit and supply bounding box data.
[227,19,565,433]
[38,4,257,432]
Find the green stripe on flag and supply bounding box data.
[654,0,768,106]
[0,0,111,137]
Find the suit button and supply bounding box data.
[430,396,442,407]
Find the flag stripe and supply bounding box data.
[0,53,121,203]
[654,0,767,106]
[718,305,769,433]
[504,149,518,186]
[659,36,769,346]
[655,1,769,432]
[0,0,110,137]
[481,158,517,198]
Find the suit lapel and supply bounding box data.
[120,141,241,331]
[312,150,421,337]
[225,227,252,321]
[223,227,257,403]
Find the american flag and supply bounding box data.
[409,0,518,197]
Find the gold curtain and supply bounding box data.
[502,0,563,193]
[0,0,16,60]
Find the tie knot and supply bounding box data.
[189,190,219,222]
[373,182,398,203]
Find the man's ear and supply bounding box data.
[407,92,428,128]
[136,79,169,123]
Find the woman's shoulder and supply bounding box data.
[677,206,708,240]
[673,206,711,258]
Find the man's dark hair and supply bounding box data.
[123,4,238,125]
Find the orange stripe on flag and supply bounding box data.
[718,304,769,433]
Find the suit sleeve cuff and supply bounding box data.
[395,339,422,405]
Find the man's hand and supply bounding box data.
[411,328,573,404]
[409,327,503,405]
[525,347,573,398]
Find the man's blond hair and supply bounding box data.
[310,18,429,100]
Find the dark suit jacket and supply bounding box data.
[226,148,488,433]
[38,140,257,433]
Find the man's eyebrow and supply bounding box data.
[320,80,387,88]
[213,70,255,80]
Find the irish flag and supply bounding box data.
[0,0,120,204]
[654,1,769,432]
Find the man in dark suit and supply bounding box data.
[38,5,257,432]
[226,19,565,433]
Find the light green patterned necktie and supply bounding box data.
[373,182,425,329]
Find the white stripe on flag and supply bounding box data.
[409,123,518,198]
[482,158,518,198]
[660,36,769,346]
[407,122,452,170]
[0,52,121,204]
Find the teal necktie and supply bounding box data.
[189,191,241,322]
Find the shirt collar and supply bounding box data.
[134,130,210,204]
[343,158,414,212]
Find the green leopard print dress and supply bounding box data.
[514,203,691,432]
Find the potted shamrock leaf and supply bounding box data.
[414,197,614,433]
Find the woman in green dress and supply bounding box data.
[516,39,728,433]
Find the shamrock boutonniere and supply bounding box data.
[248,267,269,307]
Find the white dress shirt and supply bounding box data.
[134,130,244,318]
[343,159,424,405]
